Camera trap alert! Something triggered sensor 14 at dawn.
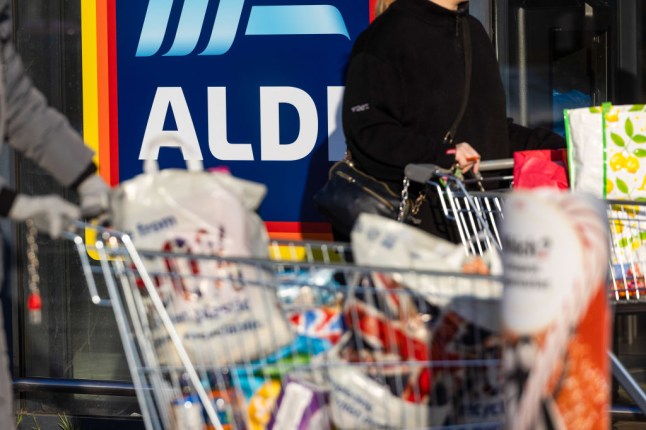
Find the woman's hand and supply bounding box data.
[455,142,481,174]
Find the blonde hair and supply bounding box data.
[375,0,396,17]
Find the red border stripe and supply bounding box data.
[107,0,120,185]
[265,222,333,234]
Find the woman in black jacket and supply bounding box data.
[340,0,563,240]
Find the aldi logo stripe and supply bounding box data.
[136,0,350,57]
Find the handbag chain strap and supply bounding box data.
[397,178,410,222]
[397,178,427,222]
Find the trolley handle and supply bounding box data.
[405,158,514,185]
[479,158,514,172]
[404,163,451,184]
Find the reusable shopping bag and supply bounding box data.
[565,103,646,274]
[565,102,646,199]
[513,149,569,190]
[110,144,294,367]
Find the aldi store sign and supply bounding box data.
[82,0,369,238]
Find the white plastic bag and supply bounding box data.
[110,147,294,366]
[111,161,269,258]
[351,213,502,306]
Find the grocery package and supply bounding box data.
[501,190,610,430]
[289,308,342,345]
[565,103,646,199]
[267,374,331,430]
[318,213,503,429]
[236,272,343,430]
[513,149,569,190]
[168,372,246,430]
[277,268,343,314]
[110,156,294,367]
[324,333,434,429]
[236,333,340,430]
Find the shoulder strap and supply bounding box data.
[443,15,472,146]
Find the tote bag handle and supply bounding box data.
[140,134,204,173]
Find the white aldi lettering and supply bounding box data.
[140,87,203,161]
[140,86,345,162]
[260,86,317,161]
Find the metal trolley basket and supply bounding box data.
[67,222,505,430]
[404,160,646,418]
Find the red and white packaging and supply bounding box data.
[501,190,611,430]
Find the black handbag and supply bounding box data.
[314,16,472,239]
[313,159,411,238]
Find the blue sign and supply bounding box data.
[114,0,368,230]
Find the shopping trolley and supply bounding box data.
[66,222,505,430]
[403,161,646,417]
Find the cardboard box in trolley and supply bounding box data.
[501,190,611,430]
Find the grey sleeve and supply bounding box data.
[1,22,95,188]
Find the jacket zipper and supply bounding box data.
[455,15,464,59]
[455,4,467,41]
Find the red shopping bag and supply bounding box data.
[513,149,569,189]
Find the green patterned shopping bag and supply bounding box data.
[565,102,646,200]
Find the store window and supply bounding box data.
[496,0,613,134]
[494,0,646,129]
[8,1,139,422]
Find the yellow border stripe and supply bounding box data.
[81,1,102,260]
[81,0,100,165]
